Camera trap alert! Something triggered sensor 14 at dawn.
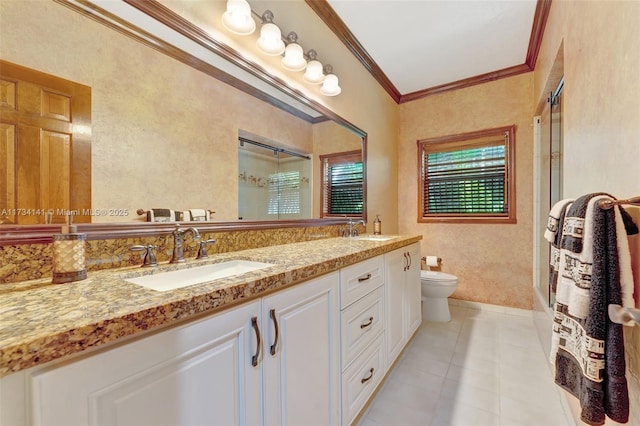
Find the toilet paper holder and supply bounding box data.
[421,256,442,265]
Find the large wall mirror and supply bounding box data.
[0,0,366,242]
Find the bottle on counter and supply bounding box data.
[373,214,382,235]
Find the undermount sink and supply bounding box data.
[124,260,275,292]
[351,235,397,241]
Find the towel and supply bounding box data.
[146,208,179,222]
[546,193,637,425]
[545,198,574,293]
[184,209,210,222]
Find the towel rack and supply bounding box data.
[608,304,640,326]
[136,209,216,216]
[598,196,640,210]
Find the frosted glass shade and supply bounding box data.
[320,73,341,96]
[256,23,285,55]
[221,0,255,35]
[281,43,306,71]
[303,60,324,84]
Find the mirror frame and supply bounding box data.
[0,0,367,246]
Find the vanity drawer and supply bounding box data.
[341,286,384,369]
[340,255,384,308]
[341,333,385,426]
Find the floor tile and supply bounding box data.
[357,303,572,426]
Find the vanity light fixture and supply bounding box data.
[281,32,307,71]
[221,0,255,35]
[320,65,341,96]
[303,50,325,84]
[220,2,340,95]
[256,10,285,56]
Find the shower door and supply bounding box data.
[537,78,564,307]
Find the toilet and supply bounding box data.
[420,270,458,322]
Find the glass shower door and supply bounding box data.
[537,78,564,307]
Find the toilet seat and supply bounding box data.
[420,270,457,284]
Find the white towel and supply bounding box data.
[186,209,210,222]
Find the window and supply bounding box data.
[320,150,364,217]
[268,171,301,216]
[417,125,516,223]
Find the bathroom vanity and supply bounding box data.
[0,236,421,426]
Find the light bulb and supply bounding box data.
[281,43,306,71]
[303,60,324,84]
[221,0,255,35]
[256,22,285,55]
[320,74,341,96]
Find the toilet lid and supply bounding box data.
[420,270,458,283]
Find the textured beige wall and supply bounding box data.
[534,0,640,199]
[398,73,534,310]
[535,1,640,424]
[0,0,313,222]
[311,121,363,218]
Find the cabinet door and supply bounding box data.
[30,301,262,426]
[405,242,422,336]
[262,272,340,426]
[384,248,407,365]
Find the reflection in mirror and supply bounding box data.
[320,151,364,218]
[0,60,92,225]
[0,0,367,238]
[238,132,312,220]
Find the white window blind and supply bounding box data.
[268,171,300,215]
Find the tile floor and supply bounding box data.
[357,304,573,426]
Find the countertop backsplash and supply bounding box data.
[0,223,358,284]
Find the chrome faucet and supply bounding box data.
[346,218,366,237]
[170,226,200,263]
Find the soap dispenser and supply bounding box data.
[373,214,382,235]
[52,214,87,284]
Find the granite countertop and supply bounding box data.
[0,235,421,377]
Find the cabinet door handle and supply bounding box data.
[269,308,279,356]
[360,316,374,329]
[361,367,375,384]
[358,273,372,282]
[403,252,408,271]
[251,316,261,367]
[407,252,412,270]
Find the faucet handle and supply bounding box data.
[130,245,158,267]
[196,239,216,260]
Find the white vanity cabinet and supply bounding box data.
[339,256,386,425]
[261,271,340,426]
[384,242,421,365]
[0,241,423,426]
[8,272,340,426]
[29,300,263,426]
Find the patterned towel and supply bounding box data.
[145,208,179,222]
[545,198,574,294]
[545,193,637,425]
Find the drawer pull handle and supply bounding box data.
[270,308,279,356]
[360,316,374,329]
[361,368,375,384]
[358,273,372,282]
[251,316,261,367]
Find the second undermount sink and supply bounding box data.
[124,260,275,292]
[351,235,398,241]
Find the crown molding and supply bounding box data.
[305,0,401,103]
[308,0,552,103]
